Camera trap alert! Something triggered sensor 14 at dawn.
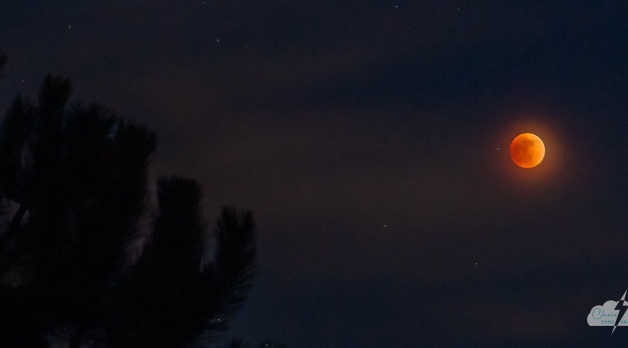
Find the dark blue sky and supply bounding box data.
[3,1,628,346]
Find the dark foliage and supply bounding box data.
[222,338,286,348]
[0,70,256,347]
[0,54,6,78]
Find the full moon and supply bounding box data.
[510,133,545,168]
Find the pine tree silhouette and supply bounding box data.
[0,62,256,347]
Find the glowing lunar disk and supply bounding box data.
[510,133,545,168]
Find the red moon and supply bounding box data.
[510,133,545,168]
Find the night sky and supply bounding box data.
[2,1,628,346]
